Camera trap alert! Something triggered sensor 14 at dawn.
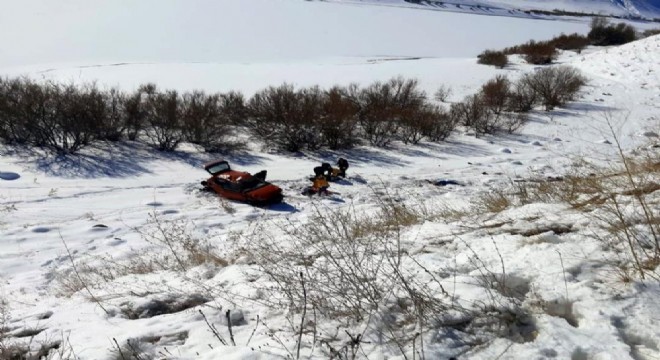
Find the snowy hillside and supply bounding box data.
[334,0,660,19]
[1,1,660,359]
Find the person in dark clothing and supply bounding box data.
[314,163,333,179]
[336,158,349,178]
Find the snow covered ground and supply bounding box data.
[1,1,660,359]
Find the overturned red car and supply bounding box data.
[201,160,284,205]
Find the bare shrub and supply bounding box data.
[320,86,360,149]
[500,112,529,134]
[0,77,33,145]
[641,28,660,38]
[588,17,636,46]
[434,84,452,102]
[180,91,241,152]
[240,188,537,357]
[56,83,111,152]
[549,33,590,53]
[520,66,587,111]
[506,79,538,113]
[398,103,456,144]
[418,104,456,142]
[247,84,323,152]
[219,91,248,125]
[477,50,508,68]
[98,88,127,142]
[356,77,425,147]
[242,197,455,356]
[480,75,511,116]
[123,88,148,141]
[0,78,59,148]
[520,41,557,65]
[143,88,184,151]
[451,94,498,137]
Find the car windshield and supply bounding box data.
[207,162,230,174]
[238,177,266,192]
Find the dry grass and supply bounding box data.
[54,214,229,297]
[473,188,512,214]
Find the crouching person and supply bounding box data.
[312,174,330,196]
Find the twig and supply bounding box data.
[126,339,144,360]
[226,310,236,346]
[246,314,260,346]
[112,338,126,360]
[296,272,307,359]
[556,250,569,301]
[199,309,227,345]
[491,237,507,295]
[60,232,110,315]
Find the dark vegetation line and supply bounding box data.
[478,17,658,68]
[0,67,586,155]
[9,21,640,155]
[403,0,660,22]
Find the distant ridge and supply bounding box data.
[332,0,660,19]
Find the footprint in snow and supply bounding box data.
[91,224,109,231]
[0,172,20,181]
[106,238,126,246]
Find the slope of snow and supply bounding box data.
[341,0,660,18]
[1,2,660,360]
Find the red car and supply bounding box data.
[201,160,284,205]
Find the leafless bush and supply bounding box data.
[219,91,248,125]
[0,77,37,145]
[510,40,558,65]
[247,84,323,152]
[549,33,590,53]
[477,50,508,68]
[520,66,587,111]
[98,88,127,142]
[506,79,538,113]
[355,77,425,147]
[319,86,360,149]
[142,88,184,151]
[480,75,511,116]
[418,104,456,142]
[123,88,148,141]
[0,79,109,153]
[241,196,457,357]
[434,84,452,102]
[499,112,529,134]
[400,104,456,144]
[588,17,636,46]
[180,91,238,152]
[0,77,60,149]
[502,39,559,64]
[451,94,498,137]
[641,28,660,38]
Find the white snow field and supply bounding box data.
[1,0,660,359]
